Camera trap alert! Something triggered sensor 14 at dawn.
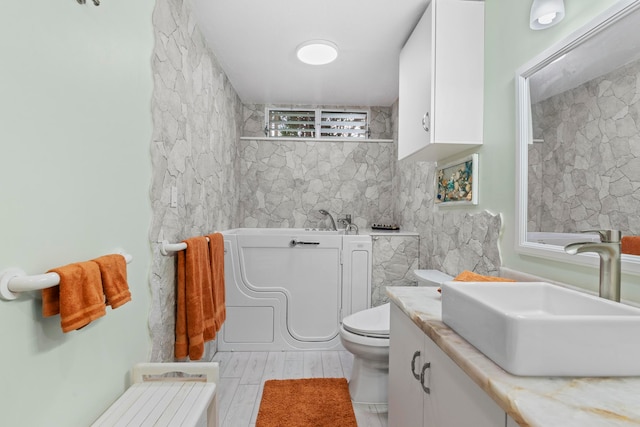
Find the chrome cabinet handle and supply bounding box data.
[289,239,320,247]
[410,350,421,381]
[421,112,430,132]
[420,362,431,394]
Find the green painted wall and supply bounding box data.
[0,1,154,425]
[482,0,640,300]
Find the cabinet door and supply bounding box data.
[389,303,427,426]
[398,1,433,160]
[423,336,505,427]
[432,0,484,145]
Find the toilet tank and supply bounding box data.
[342,235,372,319]
[414,269,453,286]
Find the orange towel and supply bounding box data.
[42,261,106,333]
[622,236,640,256]
[453,270,516,282]
[175,236,213,361]
[92,254,131,309]
[207,233,226,333]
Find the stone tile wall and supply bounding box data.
[371,234,420,306]
[149,0,242,362]
[239,104,395,229]
[237,139,395,229]
[529,58,640,235]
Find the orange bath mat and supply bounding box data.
[256,378,357,427]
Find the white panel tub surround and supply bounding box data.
[219,229,371,351]
[398,0,484,162]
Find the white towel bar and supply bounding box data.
[0,252,133,301]
[160,240,188,256]
[160,237,226,256]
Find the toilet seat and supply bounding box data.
[339,325,390,347]
[342,303,390,338]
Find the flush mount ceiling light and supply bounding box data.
[296,40,339,65]
[530,0,565,30]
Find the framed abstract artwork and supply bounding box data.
[435,153,478,206]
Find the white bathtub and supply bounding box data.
[527,231,601,246]
[219,228,372,351]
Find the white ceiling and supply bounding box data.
[191,0,430,107]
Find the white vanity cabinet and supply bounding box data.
[397,0,484,162]
[389,303,506,427]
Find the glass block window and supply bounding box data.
[266,108,369,139]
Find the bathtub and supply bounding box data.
[527,231,600,246]
[219,228,372,351]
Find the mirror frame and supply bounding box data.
[515,0,640,276]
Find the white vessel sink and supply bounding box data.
[441,281,640,376]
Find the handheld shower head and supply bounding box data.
[318,209,337,231]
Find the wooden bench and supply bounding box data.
[91,362,219,427]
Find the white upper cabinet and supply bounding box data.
[398,0,485,162]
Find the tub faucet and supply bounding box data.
[319,209,337,231]
[338,214,359,235]
[564,230,621,302]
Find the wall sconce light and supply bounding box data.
[530,0,565,30]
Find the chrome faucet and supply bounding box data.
[318,209,337,231]
[338,214,359,235]
[564,230,622,302]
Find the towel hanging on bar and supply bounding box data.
[0,252,133,301]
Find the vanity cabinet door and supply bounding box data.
[390,302,508,427]
[389,303,427,426]
[423,335,505,427]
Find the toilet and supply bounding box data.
[339,269,453,404]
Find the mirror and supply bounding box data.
[516,0,640,275]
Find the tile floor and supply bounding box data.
[212,350,388,427]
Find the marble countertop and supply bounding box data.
[387,286,640,427]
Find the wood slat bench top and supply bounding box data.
[91,381,217,427]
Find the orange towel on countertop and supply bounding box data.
[438,270,516,293]
[175,236,214,361]
[207,233,226,333]
[622,236,640,256]
[42,261,106,332]
[92,254,131,309]
[453,270,516,282]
